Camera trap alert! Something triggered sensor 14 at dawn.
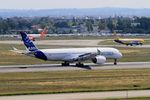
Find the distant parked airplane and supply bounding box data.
[113,32,144,46]
[12,32,122,68]
[28,27,48,41]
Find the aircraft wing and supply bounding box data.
[64,49,101,62]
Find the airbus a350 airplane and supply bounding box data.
[12,32,122,68]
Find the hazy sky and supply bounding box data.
[1,0,150,9]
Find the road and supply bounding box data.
[0,62,150,73]
[0,90,150,100]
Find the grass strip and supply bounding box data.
[0,69,150,96]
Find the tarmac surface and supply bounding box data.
[0,40,150,48]
[0,90,150,100]
[0,62,150,73]
[0,40,101,46]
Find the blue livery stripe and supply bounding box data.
[34,51,47,60]
[20,32,38,51]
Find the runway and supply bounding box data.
[0,62,150,73]
[0,90,150,100]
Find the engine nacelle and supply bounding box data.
[92,56,106,65]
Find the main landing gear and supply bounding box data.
[61,61,85,67]
[61,61,91,69]
[61,61,70,66]
[76,62,91,70]
[76,62,84,67]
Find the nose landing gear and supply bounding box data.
[114,59,117,65]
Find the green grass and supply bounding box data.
[117,47,150,62]
[0,69,150,96]
[145,39,150,45]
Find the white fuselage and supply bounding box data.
[19,32,122,66]
[40,47,122,61]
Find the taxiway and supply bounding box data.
[0,62,150,73]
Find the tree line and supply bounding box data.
[0,16,150,34]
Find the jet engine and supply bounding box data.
[92,56,106,65]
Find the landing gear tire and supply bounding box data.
[76,63,84,67]
[114,59,117,65]
[61,62,70,66]
[75,63,91,70]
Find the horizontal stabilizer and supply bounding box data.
[10,47,25,54]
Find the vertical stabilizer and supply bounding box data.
[20,32,38,52]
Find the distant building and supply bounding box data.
[99,30,111,34]
[131,22,140,27]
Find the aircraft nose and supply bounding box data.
[118,52,122,58]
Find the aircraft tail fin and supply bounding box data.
[20,32,38,52]
[40,27,48,38]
